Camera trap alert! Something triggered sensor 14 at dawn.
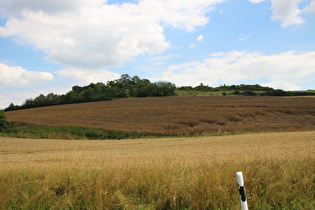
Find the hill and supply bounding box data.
[5,96,315,137]
[4,73,315,112]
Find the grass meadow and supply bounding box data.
[1,131,314,209]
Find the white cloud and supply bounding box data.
[304,0,315,13]
[55,68,120,84]
[139,0,224,32]
[155,51,315,90]
[0,63,53,87]
[0,0,224,70]
[0,4,168,69]
[261,81,300,90]
[0,94,14,109]
[248,0,266,3]
[197,35,204,42]
[0,0,103,17]
[248,0,315,27]
[270,0,305,27]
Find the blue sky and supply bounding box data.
[0,0,315,108]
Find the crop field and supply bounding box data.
[2,96,315,209]
[5,96,315,136]
[0,131,315,209]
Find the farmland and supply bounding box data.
[1,96,315,209]
[0,131,314,209]
[5,96,315,137]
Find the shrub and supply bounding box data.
[0,110,12,132]
[241,91,257,96]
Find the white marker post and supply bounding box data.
[236,172,248,210]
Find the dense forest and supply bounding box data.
[4,74,315,111]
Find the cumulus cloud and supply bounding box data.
[0,0,224,70]
[155,51,315,90]
[138,0,224,31]
[0,63,53,86]
[270,0,305,27]
[248,0,315,27]
[54,68,120,84]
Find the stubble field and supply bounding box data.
[5,96,315,136]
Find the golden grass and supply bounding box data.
[1,131,314,169]
[1,131,314,209]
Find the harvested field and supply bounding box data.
[5,96,315,136]
[0,131,314,209]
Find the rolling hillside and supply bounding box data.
[5,96,315,136]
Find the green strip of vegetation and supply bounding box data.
[1,125,145,140]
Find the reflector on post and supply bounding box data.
[236,172,248,210]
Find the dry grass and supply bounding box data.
[1,131,314,169]
[6,96,315,136]
[0,131,314,209]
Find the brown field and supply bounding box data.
[5,96,315,136]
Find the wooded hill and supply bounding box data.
[5,74,176,111]
[4,74,315,111]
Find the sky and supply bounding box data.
[0,0,315,109]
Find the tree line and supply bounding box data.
[4,75,315,111]
[4,74,176,111]
[179,83,315,97]
[178,83,274,92]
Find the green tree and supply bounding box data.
[4,103,19,111]
[0,110,12,132]
[155,81,176,96]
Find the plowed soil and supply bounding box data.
[5,96,315,135]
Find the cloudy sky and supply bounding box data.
[1,0,315,108]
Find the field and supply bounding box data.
[1,131,314,209]
[5,96,315,136]
[2,96,315,209]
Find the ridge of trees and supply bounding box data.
[5,74,176,111]
[179,83,315,97]
[178,83,274,92]
[4,75,315,112]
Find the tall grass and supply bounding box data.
[1,125,145,140]
[0,159,314,209]
[0,124,236,140]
